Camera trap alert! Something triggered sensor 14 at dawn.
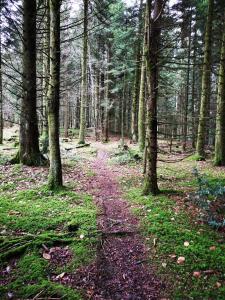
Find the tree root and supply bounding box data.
[0,232,77,261]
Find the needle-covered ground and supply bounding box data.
[0,128,225,299]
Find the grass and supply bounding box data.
[127,189,225,299]
[121,154,225,299]
[0,186,98,299]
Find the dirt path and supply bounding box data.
[66,149,162,299]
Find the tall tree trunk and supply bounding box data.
[19,0,42,165]
[138,10,147,152]
[131,0,143,143]
[78,0,88,144]
[191,26,197,149]
[143,0,164,195]
[196,0,214,160]
[214,18,225,166]
[0,0,3,144]
[47,0,62,189]
[183,16,192,152]
[103,46,110,142]
[41,0,50,154]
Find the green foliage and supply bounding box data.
[191,168,225,228]
[127,189,225,299]
[110,148,142,165]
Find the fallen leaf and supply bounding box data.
[169,254,177,259]
[203,270,215,275]
[177,256,185,264]
[216,282,221,288]
[43,252,51,260]
[184,241,190,247]
[193,271,201,278]
[56,272,66,280]
[162,262,167,268]
[209,246,216,251]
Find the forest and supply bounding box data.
[0,0,225,299]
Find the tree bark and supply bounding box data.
[19,0,42,165]
[143,0,164,195]
[47,0,62,189]
[131,0,143,143]
[78,0,88,144]
[214,18,225,166]
[0,0,3,144]
[138,8,147,152]
[196,0,214,160]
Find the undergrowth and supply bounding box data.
[127,188,225,299]
[0,187,98,299]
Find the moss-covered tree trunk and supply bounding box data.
[196,0,214,160]
[41,0,50,154]
[138,8,147,152]
[214,18,225,166]
[0,0,3,145]
[143,0,164,195]
[78,0,88,144]
[47,0,62,189]
[183,17,192,152]
[131,0,143,143]
[18,0,43,166]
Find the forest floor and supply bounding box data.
[0,127,225,299]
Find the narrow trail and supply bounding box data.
[80,150,162,300]
[68,149,162,299]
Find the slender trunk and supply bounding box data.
[121,73,126,147]
[138,11,147,151]
[0,0,3,144]
[47,0,62,189]
[64,95,69,138]
[183,16,192,152]
[103,46,110,142]
[78,0,88,144]
[191,26,197,149]
[196,0,214,159]
[214,18,225,166]
[19,0,42,165]
[131,0,143,143]
[42,0,50,153]
[143,0,163,195]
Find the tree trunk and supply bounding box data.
[191,26,197,149]
[131,0,143,143]
[19,0,42,165]
[0,0,3,144]
[143,0,164,196]
[47,0,62,189]
[78,0,88,144]
[183,16,192,152]
[138,10,147,152]
[103,46,110,142]
[41,0,50,154]
[196,0,214,160]
[214,18,225,166]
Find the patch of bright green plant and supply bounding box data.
[0,187,98,299]
[110,149,142,165]
[127,188,225,299]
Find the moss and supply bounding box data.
[126,189,225,299]
[0,186,98,299]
